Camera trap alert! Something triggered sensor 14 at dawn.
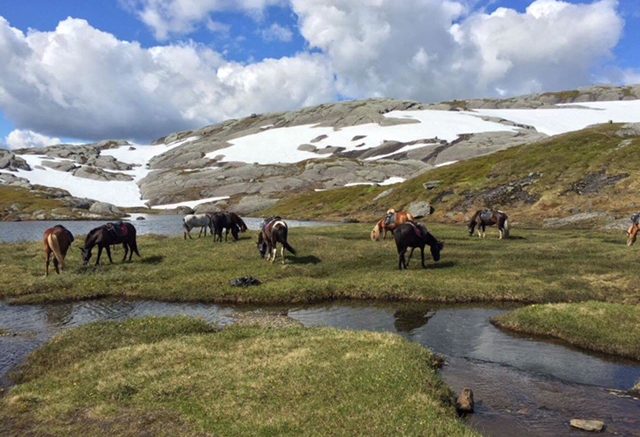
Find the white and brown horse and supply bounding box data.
[257,217,296,264]
[468,209,510,239]
[627,213,640,246]
[371,210,415,241]
[44,225,74,276]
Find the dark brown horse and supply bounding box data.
[393,222,443,270]
[468,209,510,239]
[81,222,140,266]
[44,225,74,276]
[371,209,415,241]
[257,217,296,264]
[627,213,640,246]
[209,212,248,242]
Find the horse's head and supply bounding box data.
[257,233,267,258]
[627,224,638,246]
[430,240,444,262]
[80,247,91,265]
[370,222,381,241]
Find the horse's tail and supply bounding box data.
[47,233,65,269]
[283,240,296,255]
[130,237,141,257]
[468,211,479,233]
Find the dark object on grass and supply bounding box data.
[81,222,140,266]
[393,222,443,270]
[230,277,262,287]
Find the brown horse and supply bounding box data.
[44,225,74,276]
[371,209,415,241]
[468,209,510,239]
[81,222,140,266]
[627,213,640,246]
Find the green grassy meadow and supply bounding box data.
[0,317,476,436]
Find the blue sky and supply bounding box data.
[0,0,638,148]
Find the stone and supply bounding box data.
[456,388,474,413]
[423,180,442,190]
[41,160,77,172]
[297,144,317,152]
[407,201,434,218]
[0,151,30,171]
[569,419,605,432]
[89,202,123,217]
[629,381,640,397]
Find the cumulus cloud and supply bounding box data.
[5,129,61,150]
[0,17,335,142]
[260,23,293,42]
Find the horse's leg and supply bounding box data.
[122,243,129,262]
[280,245,285,264]
[498,226,503,240]
[96,246,103,265]
[399,248,407,270]
[45,249,51,276]
[406,247,415,267]
[420,245,426,268]
[106,245,113,264]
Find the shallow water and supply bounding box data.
[0,215,335,243]
[1,299,638,436]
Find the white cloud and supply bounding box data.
[0,16,336,142]
[260,23,293,42]
[5,129,61,150]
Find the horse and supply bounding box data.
[371,209,415,241]
[257,217,296,263]
[43,225,74,276]
[627,213,640,246]
[209,212,243,242]
[81,222,140,266]
[183,214,212,239]
[393,222,443,270]
[468,209,510,239]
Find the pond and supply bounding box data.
[0,215,336,243]
[1,299,638,436]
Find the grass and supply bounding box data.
[1,224,639,305]
[260,124,640,224]
[493,302,640,361]
[0,317,476,436]
[0,185,72,219]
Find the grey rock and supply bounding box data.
[41,160,77,172]
[0,172,31,188]
[234,195,279,214]
[297,144,317,152]
[373,189,394,201]
[407,201,434,218]
[615,123,640,138]
[543,212,614,228]
[423,180,441,190]
[89,202,123,217]
[0,151,30,171]
[72,166,133,181]
[569,419,605,432]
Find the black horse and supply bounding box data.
[393,222,443,270]
[81,222,140,266]
[209,212,247,242]
[257,217,296,264]
[468,209,509,239]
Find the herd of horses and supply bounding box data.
[42,208,640,275]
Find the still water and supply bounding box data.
[0,214,335,243]
[1,300,638,436]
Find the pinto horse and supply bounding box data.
[81,222,140,266]
[627,213,640,246]
[393,222,443,270]
[468,209,510,239]
[44,225,74,276]
[210,212,247,242]
[183,214,212,239]
[257,217,296,263]
[371,210,415,241]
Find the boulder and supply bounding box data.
[72,166,133,181]
[0,151,30,171]
[569,419,605,432]
[234,195,279,214]
[89,202,123,217]
[41,160,77,172]
[407,201,434,218]
[455,388,474,413]
[176,206,194,215]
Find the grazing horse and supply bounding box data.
[627,213,640,246]
[210,212,246,242]
[44,225,74,276]
[257,217,296,263]
[371,209,415,241]
[183,214,212,239]
[468,209,510,239]
[394,222,443,270]
[81,222,140,266]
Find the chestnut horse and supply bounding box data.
[371,210,415,241]
[44,225,75,276]
[81,222,140,266]
[627,213,640,246]
[468,209,510,239]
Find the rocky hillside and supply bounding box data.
[1,84,640,221]
[260,122,640,229]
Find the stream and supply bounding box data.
[1,299,639,436]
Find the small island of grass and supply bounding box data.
[1,316,476,436]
